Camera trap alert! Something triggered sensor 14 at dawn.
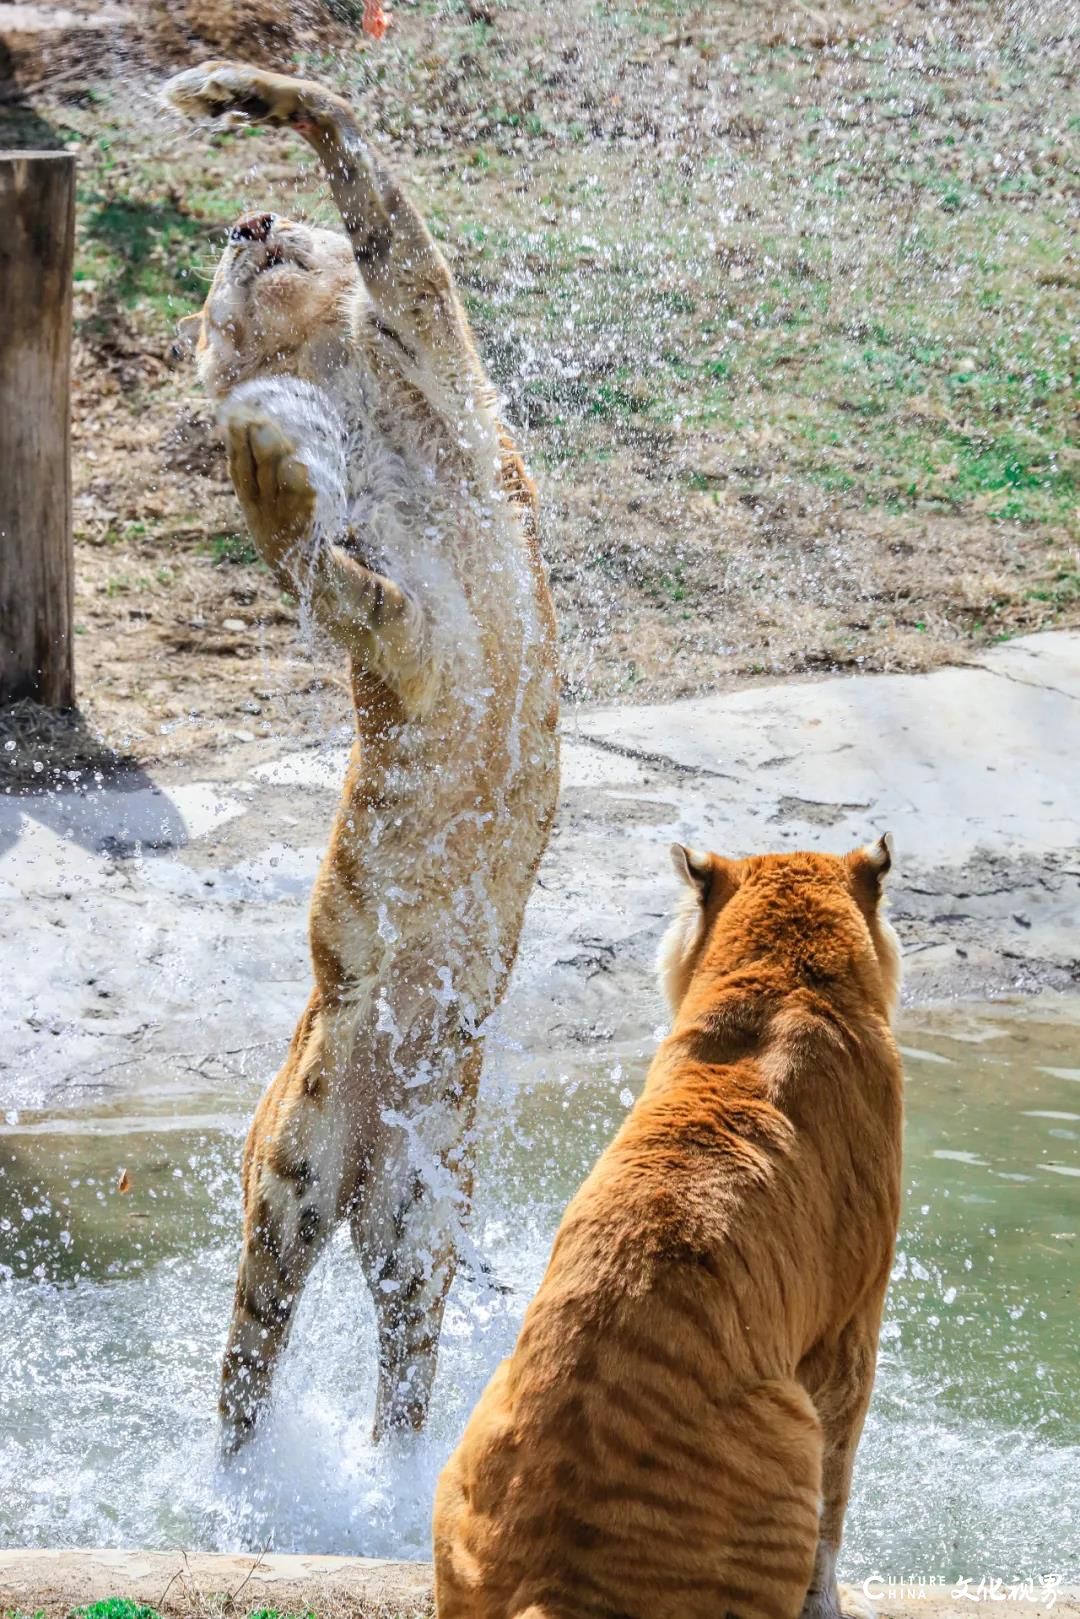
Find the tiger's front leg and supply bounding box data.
[163,62,483,408]
[219,398,432,704]
[222,402,318,578]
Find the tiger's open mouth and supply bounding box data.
[226,214,315,279]
[251,243,311,276]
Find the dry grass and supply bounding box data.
[0,1557,434,1619]
[2,1599,433,1619]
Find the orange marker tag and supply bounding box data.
[363,0,390,38]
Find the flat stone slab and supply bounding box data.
[573,630,1080,864]
[0,1552,1075,1619]
[2,631,1078,1114]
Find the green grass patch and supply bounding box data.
[72,1603,162,1619]
[206,532,260,566]
[78,194,226,320]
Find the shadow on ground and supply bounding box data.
[0,700,185,859]
[0,43,67,149]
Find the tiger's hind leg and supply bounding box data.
[633,1377,825,1619]
[798,1316,886,1619]
[219,997,352,1454]
[351,1041,482,1442]
[713,1379,825,1619]
[593,1377,822,1619]
[220,1163,333,1455]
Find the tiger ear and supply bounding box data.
[670,843,713,902]
[847,833,894,906]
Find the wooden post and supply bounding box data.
[0,151,76,709]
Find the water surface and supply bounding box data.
[1,1000,1077,1578]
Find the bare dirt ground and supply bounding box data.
[1,0,1077,772]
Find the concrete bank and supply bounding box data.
[1,1552,1076,1619]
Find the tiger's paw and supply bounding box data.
[161,60,314,130]
[219,403,317,550]
[837,1583,876,1619]
[802,1582,876,1619]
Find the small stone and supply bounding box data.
[222,618,247,632]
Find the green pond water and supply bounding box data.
[0,999,1076,1578]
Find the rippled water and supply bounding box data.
[1,1001,1077,1579]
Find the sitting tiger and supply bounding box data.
[162,61,559,1451]
[434,839,903,1619]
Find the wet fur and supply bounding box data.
[434,841,902,1619]
[162,61,559,1449]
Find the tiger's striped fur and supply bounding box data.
[434,840,902,1619]
[162,61,559,1452]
